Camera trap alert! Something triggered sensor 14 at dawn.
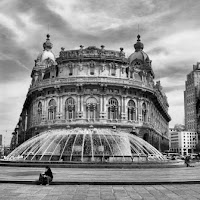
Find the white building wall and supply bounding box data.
[179,131,198,156]
[169,129,198,156]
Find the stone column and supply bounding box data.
[137,98,142,123]
[102,95,105,112]
[77,95,80,112]
[56,96,61,121]
[43,98,47,123]
[100,95,102,113]
[76,95,80,119]
[60,96,63,119]
[80,95,84,118]
[104,95,107,114]
[99,95,102,119]
[33,101,36,126]
[100,95,107,120]
[121,96,126,121]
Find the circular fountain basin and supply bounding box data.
[7,128,165,163]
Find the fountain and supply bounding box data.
[7,35,172,168]
[7,128,165,163]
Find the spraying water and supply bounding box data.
[7,128,165,162]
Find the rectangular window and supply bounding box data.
[90,66,94,75]
[111,68,116,76]
[69,67,73,76]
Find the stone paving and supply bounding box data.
[0,165,200,183]
[0,165,200,199]
[1,183,200,200]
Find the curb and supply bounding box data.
[0,180,200,185]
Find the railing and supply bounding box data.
[29,76,154,91]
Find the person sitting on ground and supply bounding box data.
[39,166,53,185]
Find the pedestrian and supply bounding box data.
[38,166,53,185]
[185,155,190,167]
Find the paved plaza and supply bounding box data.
[1,183,200,200]
[0,165,200,199]
[0,164,200,184]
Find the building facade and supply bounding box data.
[184,62,200,133]
[12,34,171,153]
[169,129,198,155]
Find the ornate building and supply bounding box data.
[12,34,171,155]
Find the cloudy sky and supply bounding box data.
[0,0,200,145]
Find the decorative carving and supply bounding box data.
[57,46,128,63]
[68,62,74,68]
[43,57,54,68]
[101,63,106,71]
[119,47,125,57]
[90,60,95,68]
[78,63,83,71]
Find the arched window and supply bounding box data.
[48,99,56,120]
[86,98,97,121]
[108,98,118,120]
[142,103,147,122]
[128,100,136,121]
[37,102,42,123]
[65,98,75,120]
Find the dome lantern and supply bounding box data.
[35,34,56,65]
[134,35,144,52]
[43,34,53,50]
[128,35,149,64]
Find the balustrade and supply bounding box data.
[29,76,154,92]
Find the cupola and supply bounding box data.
[36,34,56,66]
[128,35,149,65]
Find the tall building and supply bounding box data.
[10,34,171,162]
[169,128,178,152]
[184,62,200,132]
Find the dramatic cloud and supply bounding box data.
[0,0,200,144]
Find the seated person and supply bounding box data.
[39,166,53,185]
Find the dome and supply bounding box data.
[37,50,56,63]
[128,35,150,64]
[128,51,149,64]
[36,34,56,65]
[7,128,164,162]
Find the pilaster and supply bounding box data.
[121,96,126,121]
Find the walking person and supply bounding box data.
[39,166,53,185]
[185,155,190,167]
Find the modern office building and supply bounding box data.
[184,62,200,132]
[169,129,198,155]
